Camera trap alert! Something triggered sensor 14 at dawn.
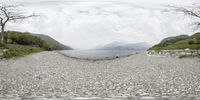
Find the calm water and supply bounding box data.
[59,50,143,60]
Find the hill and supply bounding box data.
[159,35,189,46]
[33,34,73,50]
[0,31,72,58]
[0,31,53,58]
[95,41,151,51]
[149,32,200,50]
[4,31,53,50]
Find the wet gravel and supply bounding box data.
[0,51,200,100]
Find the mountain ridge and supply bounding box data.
[149,32,200,50]
[95,41,152,51]
[33,34,73,50]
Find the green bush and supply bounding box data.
[0,43,5,47]
[150,33,200,50]
[188,40,195,45]
[3,44,44,58]
[4,31,53,50]
[191,33,200,44]
[0,31,57,58]
[179,55,188,59]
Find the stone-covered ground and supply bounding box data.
[0,51,200,100]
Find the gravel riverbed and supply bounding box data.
[0,51,200,100]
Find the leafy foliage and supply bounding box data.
[4,31,53,50]
[0,31,57,58]
[2,44,43,58]
[191,32,200,43]
[149,32,200,50]
[34,34,73,50]
[159,35,189,46]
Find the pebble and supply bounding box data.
[0,51,199,99]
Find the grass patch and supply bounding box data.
[0,31,60,59]
[179,55,188,59]
[150,33,200,50]
[2,44,44,59]
[4,31,53,50]
[0,43,6,47]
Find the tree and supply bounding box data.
[0,4,35,44]
[166,3,200,29]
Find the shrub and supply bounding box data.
[150,34,200,50]
[179,55,187,59]
[0,43,5,47]
[188,40,195,45]
[4,31,53,50]
[3,44,44,58]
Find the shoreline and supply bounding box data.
[57,51,136,61]
[147,50,200,58]
[0,51,200,99]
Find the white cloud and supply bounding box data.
[1,0,199,49]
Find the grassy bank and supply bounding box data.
[149,32,200,50]
[0,31,54,59]
[1,44,44,59]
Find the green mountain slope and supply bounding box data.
[0,31,72,58]
[33,34,73,50]
[0,31,53,58]
[4,31,53,50]
[2,44,44,58]
[149,32,200,50]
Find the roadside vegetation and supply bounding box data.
[2,44,44,58]
[149,3,200,51]
[4,31,53,50]
[0,31,53,59]
[149,32,200,50]
[0,5,47,59]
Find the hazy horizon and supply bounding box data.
[1,0,199,49]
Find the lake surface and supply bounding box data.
[60,50,143,60]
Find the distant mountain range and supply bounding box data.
[95,41,151,50]
[33,34,73,50]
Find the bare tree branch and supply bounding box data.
[164,5,200,19]
[163,3,200,31]
[0,17,3,25]
[0,4,37,44]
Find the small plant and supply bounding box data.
[2,44,43,59]
[179,55,188,59]
[0,44,4,48]
[4,31,53,50]
[188,40,195,45]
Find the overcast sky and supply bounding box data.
[1,0,199,49]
